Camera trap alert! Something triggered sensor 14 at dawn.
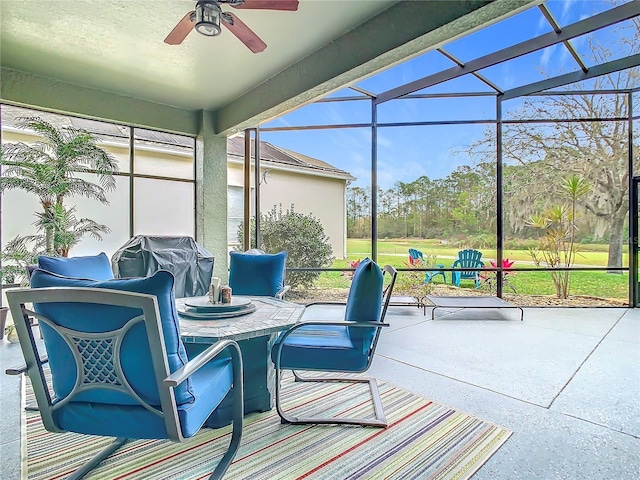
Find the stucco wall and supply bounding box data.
[1,129,195,259]
[1,129,349,260]
[227,161,348,259]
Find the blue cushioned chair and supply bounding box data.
[271,259,397,427]
[6,269,243,480]
[37,252,114,280]
[229,249,290,299]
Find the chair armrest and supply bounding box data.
[451,260,461,268]
[5,356,49,376]
[164,339,241,388]
[304,301,347,307]
[275,285,291,300]
[277,320,389,344]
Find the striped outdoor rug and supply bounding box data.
[24,374,512,479]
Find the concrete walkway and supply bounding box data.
[1,306,638,479]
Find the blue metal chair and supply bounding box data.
[229,249,290,298]
[6,269,243,480]
[451,249,484,287]
[271,259,397,427]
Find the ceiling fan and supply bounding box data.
[165,0,299,53]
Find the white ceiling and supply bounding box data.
[0,0,396,110]
[0,0,539,134]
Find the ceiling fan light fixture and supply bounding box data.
[195,1,222,37]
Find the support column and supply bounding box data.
[196,111,229,282]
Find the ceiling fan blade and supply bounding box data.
[223,12,267,53]
[164,11,195,45]
[231,0,299,11]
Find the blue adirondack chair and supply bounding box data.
[408,248,446,284]
[451,249,484,287]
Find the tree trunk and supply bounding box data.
[45,226,54,255]
[607,212,626,273]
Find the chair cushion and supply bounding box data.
[229,250,286,297]
[53,354,234,439]
[344,258,383,352]
[272,325,369,371]
[177,354,234,438]
[29,269,194,407]
[37,252,114,280]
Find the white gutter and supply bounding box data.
[227,155,355,181]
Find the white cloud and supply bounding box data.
[561,0,578,22]
[540,45,555,70]
[376,133,393,149]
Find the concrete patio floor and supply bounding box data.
[1,305,638,479]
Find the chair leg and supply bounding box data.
[275,368,387,427]
[67,437,128,480]
[208,345,244,480]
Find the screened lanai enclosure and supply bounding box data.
[251,0,640,307]
[1,0,639,308]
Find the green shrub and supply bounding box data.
[465,234,496,249]
[237,205,334,291]
[503,237,538,250]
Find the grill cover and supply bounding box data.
[112,236,214,298]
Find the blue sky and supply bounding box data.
[260,0,635,189]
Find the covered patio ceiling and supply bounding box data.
[0,0,541,136]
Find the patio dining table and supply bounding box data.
[177,295,305,426]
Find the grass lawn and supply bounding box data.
[321,238,630,301]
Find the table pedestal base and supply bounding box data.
[189,334,278,428]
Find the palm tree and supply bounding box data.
[527,175,590,299]
[0,116,118,255]
[0,236,37,286]
[34,204,111,257]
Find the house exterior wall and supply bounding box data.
[1,129,349,261]
[1,129,195,259]
[227,161,348,259]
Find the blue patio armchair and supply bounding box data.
[6,269,243,480]
[451,248,484,287]
[229,249,290,298]
[271,258,398,427]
